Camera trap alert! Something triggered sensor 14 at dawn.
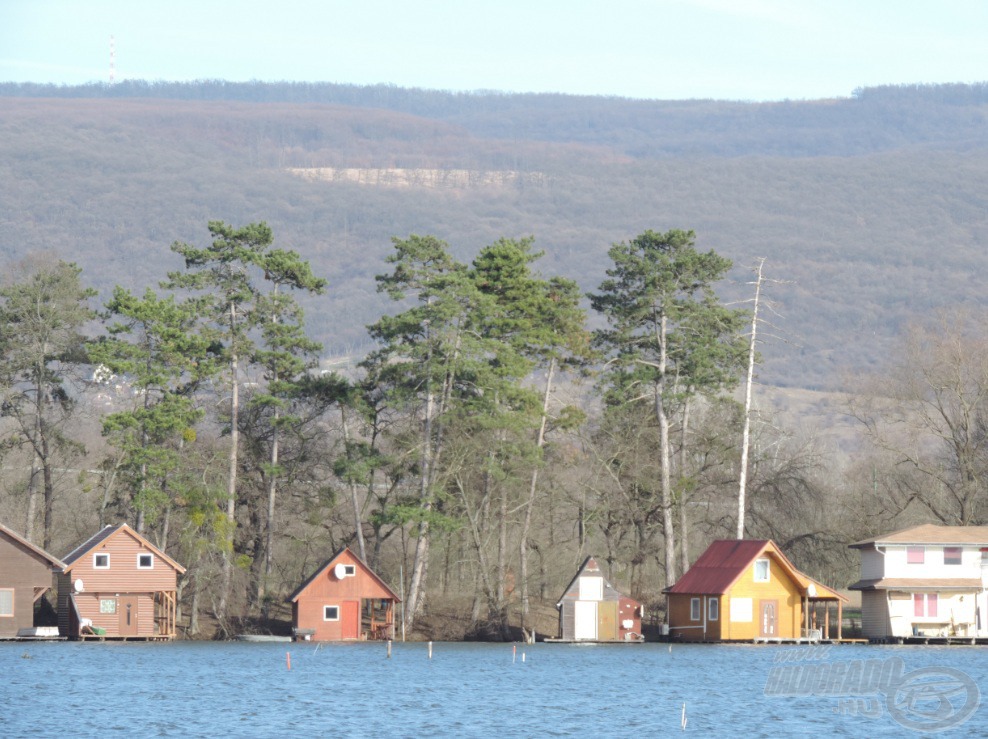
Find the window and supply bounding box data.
[100,598,117,614]
[907,546,925,564]
[323,605,340,621]
[0,589,13,617]
[754,559,770,582]
[690,598,701,621]
[730,598,753,623]
[94,553,110,569]
[913,593,938,618]
[944,547,962,565]
[137,553,154,569]
[343,564,355,576]
[578,576,603,601]
[708,598,719,621]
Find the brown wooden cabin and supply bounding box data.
[552,556,644,642]
[664,539,847,642]
[0,522,65,638]
[57,523,185,640]
[288,547,400,641]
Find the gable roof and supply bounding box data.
[0,521,65,569]
[555,556,639,607]
[665,539,847,601]
[60,523,186,574]
[288,547,400,603]
[850,524,988,548]
[665,540,778,595]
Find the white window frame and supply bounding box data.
[753,558,770,582]
[137,553,154,569]
[93,552,110,569]
[0,588,13,617]
[690,598,701,621]
[343,564,355,577]
[708,598,719,621]
[323,605,340,621]
[99,598,117,614]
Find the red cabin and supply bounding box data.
[288,547,400,641]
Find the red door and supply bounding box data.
[341,600,360,639]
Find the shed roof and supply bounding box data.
[850,524,988,548]
[0,521,65,569]
[288,547,400,603]
[60,523,186,574]
[665,539,846,601]
[850,577,982,591]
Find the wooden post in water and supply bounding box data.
[286,652,292,671]
[428,641,433,659]
[387,640,392,659]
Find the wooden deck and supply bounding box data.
[544,637,645,644]
[868,635,988,646]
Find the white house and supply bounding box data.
[849,524,988,639]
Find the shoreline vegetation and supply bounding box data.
[3,81,988,641]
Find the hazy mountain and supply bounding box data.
[3,81,987,389]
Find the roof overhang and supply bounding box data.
[850,578,983,591]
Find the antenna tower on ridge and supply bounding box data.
[109,35,116,84]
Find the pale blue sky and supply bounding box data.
[2,0,987,101]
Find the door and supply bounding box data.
[341,600,360,639]
[574,600,598,640]
[119,595,139,636]
[759,600,778,637]
[597,601,618,640]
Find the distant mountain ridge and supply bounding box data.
[5,79,988,157]
[2,80,988,390]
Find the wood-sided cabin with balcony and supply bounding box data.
[664,539,846,643]
[0,521,65,639]
[288,548,400,641]
[56,523,185,640]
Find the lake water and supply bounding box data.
[3,641,986,737]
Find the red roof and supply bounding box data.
[665,540,774,595]
[666,539,847,601]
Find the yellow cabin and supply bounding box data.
[664,539,846,642]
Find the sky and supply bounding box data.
[2,0,987,101]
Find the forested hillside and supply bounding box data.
[1,81,987,640]
[2,81,987,389]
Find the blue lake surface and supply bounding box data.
[3,640,987,737]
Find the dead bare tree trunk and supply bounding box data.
[738,258,765,539]
[341,407,367,562]
[520,358,555,631]
[679,397,692,574]
[655,313,676,586]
